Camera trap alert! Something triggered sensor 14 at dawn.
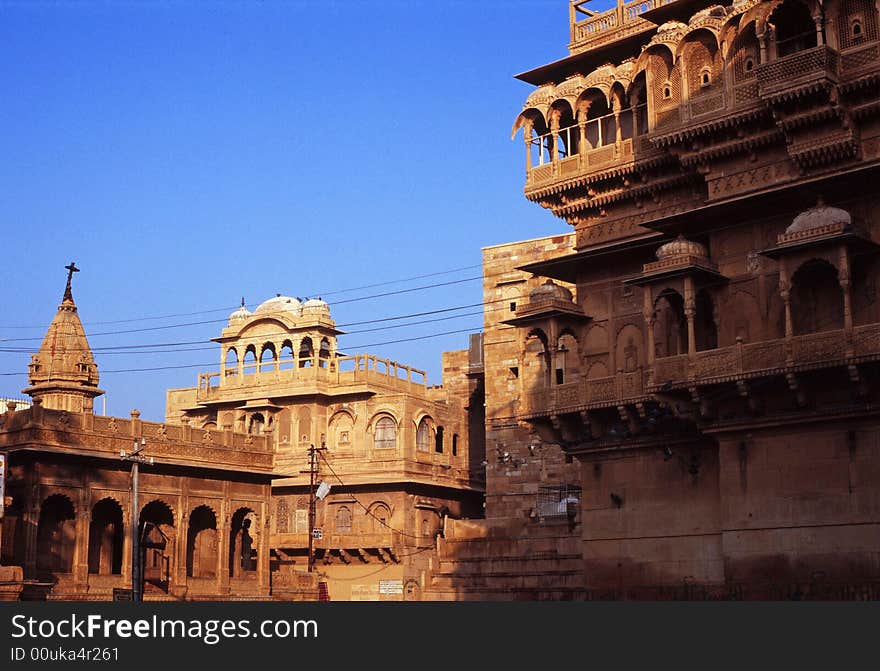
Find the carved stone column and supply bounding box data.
[839,247,853,331]
[684,277,696,356]
[217,501,230,596]
[523,119,533,172]
[73,499,90,593]
[813,13,825,47]
[779,260,793,338]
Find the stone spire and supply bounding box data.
[22,262,104,413]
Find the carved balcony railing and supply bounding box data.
[517,323,880,419]
[756,45,839,103]
[569,0,675,53]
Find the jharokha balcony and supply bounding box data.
[569,0,675,53]
[517,322,880,420]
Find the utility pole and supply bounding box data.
[303,440,325,573]
[120,437,152,602]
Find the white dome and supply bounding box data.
[302,298,330,316]
[228,299,251,324]
[254,295,302,317]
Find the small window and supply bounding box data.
[416,418,431,452]
[745,57,754,72]
[509,366,519,379]
[509,301,517,312]
[435,426,444,454]
[336,506,352,534]
[700,69,711,86]
[373,416,396,449]
[452,434,458,456]
[662,84,672,99]
[555,368,564,385]
[852,20,863,37]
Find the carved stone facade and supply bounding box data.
[426,0,880,600]
[166,295,484,601]
[0,279,286,601]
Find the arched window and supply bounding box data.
[36,494,76,573]
[299,337,314,368]
[367,503,391,533]
[259,344,276,373]
[248,413,265,434]
[452,433,459,456]
[695,289,718,352]
[279,341,294,371]
[336,506,352,534]
[229,508,257,578]
[242,346,257,375]
[791,260,844,334]
[141,500,174,591]
[416,418,431,452]
[225,348,238,377]
[186,506,217,578]
[555,333,579,385]
[771,0,818,58]
[523,329,551,391]
[88,498,123,575]
[319,337,331,359]
[653,290,688,357]
[373,416,397,450]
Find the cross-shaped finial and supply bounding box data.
[63,262,80,302]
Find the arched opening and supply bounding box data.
[336,506,352,534]
[435,425,444,454]
[259,343,276,373]
[367,503,391,534]
[373,416,397,450]
[88,498,123,575]
[299,337,314,368]
[791,259,844,334]
[771,0,818,57]
[523,329,551,391]
[248,412,265,434]
[416,417,432,452]
[694,289,719,352]
[521,110,551,167]
[549,100,579,159]
[318,337,331,368]
[186,506,217,579]
[36,494,76,574]
[329,411,353,449]
[653,290,688,357]
[225,348,238,377]
[279,340,294,371]
[584,94,614,150]
[555,332,579,385]
[631,73,649,136]
[452,433,459,456]
[229,508,257,578]
[140,500,174,592]
[242,345,257,376]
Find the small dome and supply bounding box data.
[228,299,251,324]
[302,297,331,316]
[656,235,709,260]
[254,295,302,317]
[529,279,573,303]
[786,201,851,235]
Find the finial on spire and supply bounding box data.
[241,297,246,307]
[63,262,80,302]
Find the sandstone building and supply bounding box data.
[0,271,286,601]
[166,295,484,600]
[427,0,880,600]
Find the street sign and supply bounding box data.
[312,528,323,540]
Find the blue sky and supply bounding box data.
[1,0,613,421]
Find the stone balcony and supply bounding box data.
[569,0,674,54]
[193,354,429,404]
[517,323,880,419]
[271,531,401,552]
[756,45,840,103]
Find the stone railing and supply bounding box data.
[569,0,673,52]
[196,353,428,401]
[756,45,839,99]
[526,138,635,188]
[516,323,880,417]
[0,405,274,472]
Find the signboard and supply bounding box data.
[312,528,323,540]
[315,481,331,501]
[112,588,133,601]
[0,453,5,517]
[379,579,403,595]
[350,584,379,601]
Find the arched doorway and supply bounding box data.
[186,506,217,578]
[88,498,123,575]
[36,494,76,574]
[791,259,844,334]
[229,508,257,578]
[141,500,174,592]
[653,290,688,357]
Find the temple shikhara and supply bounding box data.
[2,0,879,600]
